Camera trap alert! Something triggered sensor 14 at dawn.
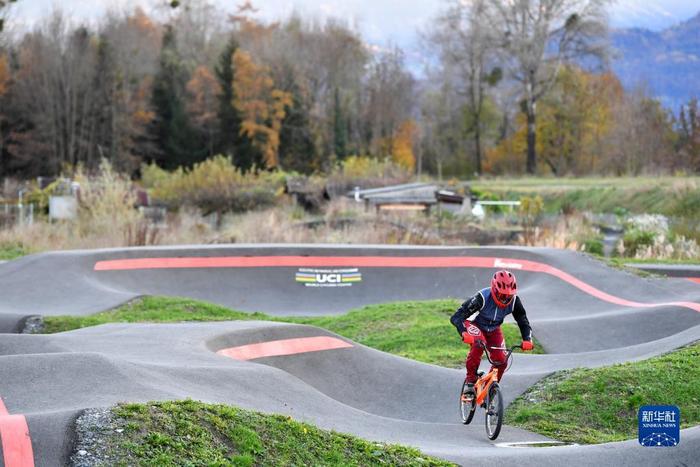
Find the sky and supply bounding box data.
[11,0,700,49]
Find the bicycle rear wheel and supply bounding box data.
[460,380,476,425]
[485,383,504,440]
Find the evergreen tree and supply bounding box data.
[279,79,317,173]
[214,37,259,170]
[151,25,205,169]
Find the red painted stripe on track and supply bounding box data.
[94,255,700,313]
[688,278,700,284]
[217,336,353,360]
[94,256,499,271]
[0,397,35,467]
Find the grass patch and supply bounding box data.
[96,400,453,466]
[619,258,700,265]
[0,242,29,260]
[600,258,662,278]
[42,296,544,367]
[472,177,700,218]
[602,257,700,278]
[505,341,700,444]
[42,297,270,334]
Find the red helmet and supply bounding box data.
[491,270,517,308]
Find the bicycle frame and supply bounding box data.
[474,367,499,406]
[471,342,520,406]
[459,341,525,439]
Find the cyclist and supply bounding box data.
[450,270,534,398]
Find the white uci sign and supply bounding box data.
[295,268,363,287]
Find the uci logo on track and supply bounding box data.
[295,268,363,287]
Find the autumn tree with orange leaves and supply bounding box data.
[0,0,695,179]
[232,49,291,169]
[391,120,418,172]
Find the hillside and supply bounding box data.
[612,11,700,109]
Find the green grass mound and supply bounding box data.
[98,400,453,466]
[505,341,700,444]
[42,297,268,334]
[42,296,543,367]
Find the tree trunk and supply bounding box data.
[416,143,422,177]
[526,102,537,174]
[474,118,482,175]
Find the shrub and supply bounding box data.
[337,156,410,179]
[470,187,500,202]
[518,195,544,245]
[581,238,604,256]
[671,218,700,244]
[143,156,286,215]
[74,159,146,244]
[326,156,412,196]
[618,214,699,260]
[622,230,655,256]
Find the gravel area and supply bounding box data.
[21,315,44,334]
[70,408,123,467]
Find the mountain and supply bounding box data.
[611,12,700,111]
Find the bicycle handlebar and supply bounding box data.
[475,342,522,366]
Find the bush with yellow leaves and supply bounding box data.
[142,155,285,215]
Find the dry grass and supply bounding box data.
[0,195,600,255]
[0,166,610,256]
[214,199,438,245]
[524,215,595,251]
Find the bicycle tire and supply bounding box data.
[485,383,504,440]
[460,380,476,425]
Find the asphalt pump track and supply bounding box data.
[0,245,698,466]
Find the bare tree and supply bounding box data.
[170,0,224,68]
[420,76,465,180]
[0,0,17,33]
[12,13,100,173]
[429,0,501,174]
[488,0,610,174]
[604,87,674,175]
[363,47,415,158]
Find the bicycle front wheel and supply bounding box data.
[485,383,504,440]
[460,380,476,425]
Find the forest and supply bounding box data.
[0,0,698,180]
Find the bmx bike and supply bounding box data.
[459,341,521,440]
